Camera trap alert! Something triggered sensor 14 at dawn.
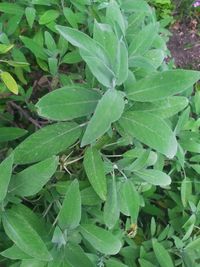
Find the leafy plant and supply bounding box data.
[0,0,200,267]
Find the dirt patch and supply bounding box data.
[168,18,200,70]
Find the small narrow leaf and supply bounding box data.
[120,180,140,222]
[25,7,36,28]
[84,147,107,201]
[82,89,125,146]
[2,210,52,261]
[103,177,119,228]
[0,154,13,202]
[36,86,100,121]
[14,122,82,164]
[152,239,174,267]
[80,224,122,255]
[0,72,18,94]
[135,169,171,186]
[58,179,81,230]
[39,10,59,25]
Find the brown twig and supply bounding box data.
[8,101,41,129]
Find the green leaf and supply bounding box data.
[0,127,27,142]
[152,239,174,267]
[131,96,189,118]
[106,0,126,35]
[135,169,171,186]
[39,10,59,25]
[121,0,150,13]
[81,187,101,206]
[0,72,18,94]
[20,36,47,60]
[65,244,95,267]
[56,25,115,87]
[0,44,14,54]
[25,7,36,28]
[36,86,100,121]
[14,122,82,164]
[139,259,155,267]
[81,89,125,146]
[62,50,82,64]
[103,177,119,228]
[115,40,128,85]
[20,259,46,267]
[0,154,13,203]
[44,31,57,52]
[0,3,24,14]
[58,179,81,230]
[106,258,128,267]
[84,147,107,201]
[127,70,200,102]
[185,237,200,251]
[129,23,158,56]
[120,180,140,222]
[9,156,58,197]
[2,209,52,261]
[119,111,177,158]
[80,224,122,255]
[0,244,31,260]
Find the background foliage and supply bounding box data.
[0,0,200,266]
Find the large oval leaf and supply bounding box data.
[81,89,125,146]
[58,179,81,230]
[119,111,177,158]
[36,86,100,121]
[80,224,122,255]
[83,147,107,201]
[14,122,81,164]
[127,70,200,102]
[0,154,13,202]
[9,156,58,197]
[2,210,52,261]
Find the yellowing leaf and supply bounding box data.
[0,72,18,94]
[0,44,14,54]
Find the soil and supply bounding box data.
[168,16,200,70]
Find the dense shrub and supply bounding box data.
[0,0,200,266]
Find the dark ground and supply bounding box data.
[168,2,200,70]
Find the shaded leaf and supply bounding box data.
[82,89,125,146]
[0,154,13,202]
